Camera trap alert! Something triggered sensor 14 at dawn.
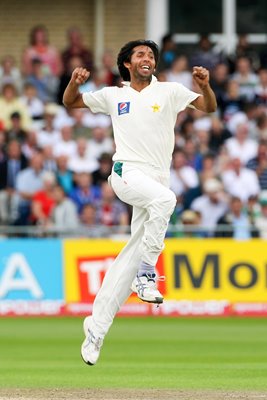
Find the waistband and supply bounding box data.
[113,160,170,178]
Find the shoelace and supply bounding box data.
[85,330,103,351]
[136,274,165,296]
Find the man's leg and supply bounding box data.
[112,164,176,267]
[94,165,176,313]
[81,165,176,364]
[91,205,148,336]
[81,205,147,365]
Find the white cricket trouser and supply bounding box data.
[91,161,176,336]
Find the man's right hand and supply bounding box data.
[71,67,90,85]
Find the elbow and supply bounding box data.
[62,96,71,109]
[208,105,217,113]
[206,101,217,114]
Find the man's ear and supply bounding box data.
[123,61,130,70]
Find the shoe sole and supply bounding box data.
[139,296,163,304]
[132,289,164,304]
[81,351,94,366]
[131,284,164,304]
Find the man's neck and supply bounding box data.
[130,77,152,92]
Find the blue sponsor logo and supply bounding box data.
[118,102,130,115]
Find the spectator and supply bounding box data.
[216,196,256,239]
[231,56,259,101]
[254,190,267,239]
[0,83,32,131]
[21,130,39,160]
[20,82,44,122]
[0,139,28,224]
[22,24,62,77]
[191,178,228,235]
[208,116,232,154]
[224,122,258,165]
[15,151,45,225]
[55,154,74,195]
[87,126,114,164]
[25,58,59,103]
[41,145,57,172]
[4,111,28,144]
[183,137,202,171]
[216,143,232,174]
[57,55,85,105]
[50,184,79,230]
[189,34,222,71]
[222,157,260,202]
[80,202,97,227]
[246,140,267,190]
[157,33,179,72]
[170,148,199,208]
[199,151,218,186]
[255,112,267,141]
[61,27,94,74]
[246,195,261,225]
[165,55,192,89]
[209,62,229,106]
[220,80,246,123]
[226,111,248,135]
[100,49,120,86]
[174,209,205,238]
[69,172,101,214]
[196,128,210,155]
[95,181,129,227]
[68,137,98,173]
[68,108,92,139]
[92,152,113,187]
[228,34,260,73]
[31,170,56,226]
[0,55,22,93]
[53,125,76,158]
[36,103,60,149]
[174,115,194,147]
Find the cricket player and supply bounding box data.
[63,39,217,365]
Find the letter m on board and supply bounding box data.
[174,254,219,288]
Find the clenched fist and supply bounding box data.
[192,66,210,89]
[71,67,90,85]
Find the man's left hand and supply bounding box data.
[192,66,210,89]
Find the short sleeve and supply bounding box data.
[82,88,109,114]
[172,83,200,113]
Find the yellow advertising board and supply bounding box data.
[64,238,267,305]
[163,239,267,302]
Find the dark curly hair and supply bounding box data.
[117,39,159,81]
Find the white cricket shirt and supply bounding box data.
[82,76,200,171]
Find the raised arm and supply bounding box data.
[190,66,217,113]
[63,67,90,109]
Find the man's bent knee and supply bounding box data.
[148,190,176,218]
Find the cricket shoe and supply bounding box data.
[131,273,164,304]
[81,316,104,366]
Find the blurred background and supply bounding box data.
[0,0,267,317]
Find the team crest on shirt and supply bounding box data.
[118,102,130,115]
[151,103,161,112]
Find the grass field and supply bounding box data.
[0,316,267,393]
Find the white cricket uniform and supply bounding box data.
[82,76,200,336]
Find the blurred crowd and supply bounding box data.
[1,26,267,239]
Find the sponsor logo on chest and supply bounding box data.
[118,102,130,115]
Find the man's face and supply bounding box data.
[124,45,156,81]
